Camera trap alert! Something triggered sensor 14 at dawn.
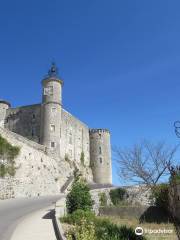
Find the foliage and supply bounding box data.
[95,218,146,240]
[99,192,108,207]
[80,152,85,166]
[0,135,20,160]
[0,135,20,178]
[151,183,169,211]
[109,188,126,206]
[66,178,93,214]
[114,141,178,186]
[67,218,96,240]
[63,210,146,240]
[61,209,95,225]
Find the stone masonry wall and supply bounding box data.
[0,127,71,198]
[0,126,93,199]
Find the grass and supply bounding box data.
[100,215,178,240]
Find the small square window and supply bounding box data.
[50,124,55,132]
[50,142,56,148]
[44,86,53,96]
[51,107,57,113]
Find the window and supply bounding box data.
[99,146,102,154]
[51,107,56,113]
[32,127,36,136]
[99,158,103,164]
[44,86,53,96]
[69,149,72,157]
[50,142,56,148]
[32,114,36,119]
[50,124,55,132]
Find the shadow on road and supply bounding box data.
[42,209,59,240]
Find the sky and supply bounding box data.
[0,0,180,185]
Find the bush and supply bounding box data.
[67,218,96,240]
[95,218,146,240]
[109,188,126,205]
[63,210,146,240]
[61,209,95,225]
[99,192,108,207]
[151,183,169,211]
[66,179,93,213]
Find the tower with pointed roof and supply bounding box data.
[40,63,63,156]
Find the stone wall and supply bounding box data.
[0,127,92,198]
[90,185,152,215]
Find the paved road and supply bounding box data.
[0,195,62,240]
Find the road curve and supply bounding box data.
[0,195,62,240]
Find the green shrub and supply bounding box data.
[66,179,93,213]
[94,218,146,240]
[151,183,169,211]
[67,217,96,240]
[99,192,108,207]
[109,188,126,205]
[63,210,146,240]
[61,209,95,225]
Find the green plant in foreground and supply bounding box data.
[66,178,93,213]
[67,218,96,240]
[63,210,146,240]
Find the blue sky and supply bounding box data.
[1,0,180,185]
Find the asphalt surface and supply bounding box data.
[0,195,62,240]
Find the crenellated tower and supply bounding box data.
[89,129,112,184]
[40,63,63,156]
[0,100,11,128]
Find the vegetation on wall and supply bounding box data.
[109,188,126,206]
[98,192,108,207]
[0,135,20,178]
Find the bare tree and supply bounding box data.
[114,141,179,188]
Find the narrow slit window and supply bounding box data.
[50,142,56,148]
[99,158,103,164]
[99,146,102,154]
[50,124,55,132]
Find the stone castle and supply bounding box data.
[0,63,112,198]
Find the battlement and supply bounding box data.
[89,129,110,134]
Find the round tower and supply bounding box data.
[0,100,11,128]
[40,63,63,156]
[89,129,112,184]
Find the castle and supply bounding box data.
[0,63,112,197]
